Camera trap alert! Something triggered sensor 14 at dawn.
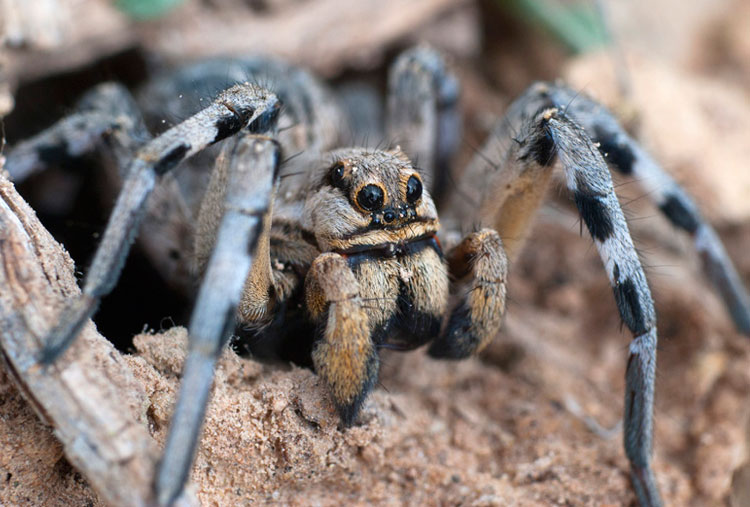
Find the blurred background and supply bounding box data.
[1,0,749,505]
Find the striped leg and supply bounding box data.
[546,109,661,507]
[37,83,280,365]
[5,82,198,294]
[5,83,148,183]
[548,85,750,335]
[444,85,663,506]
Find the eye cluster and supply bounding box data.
[328,162,424,227]
[370,203,419,227]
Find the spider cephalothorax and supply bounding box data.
[304,149,440,251]
[304,149,449,419]
[5,46,750,507]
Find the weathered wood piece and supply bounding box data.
[0,171,185,506]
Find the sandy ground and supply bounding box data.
[3,202,750,505]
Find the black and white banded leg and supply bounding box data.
[4,83,198,293]
[34,83,280,364]
[547,86,750,335]
[549,111,661,507]
[444,85,664,506]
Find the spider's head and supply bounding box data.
[304,148,440,253]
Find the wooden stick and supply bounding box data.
[0,172,193,506]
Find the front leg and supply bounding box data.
[305,253,379,425]
[429,229,508,359]
[37,83,280,365]
[155,135,281,506]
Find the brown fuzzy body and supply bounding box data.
[218,147,506,422]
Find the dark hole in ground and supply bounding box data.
[8,48,190,352]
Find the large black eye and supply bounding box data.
[357,184,385,211]
[330,163,346,188]
[406,175,422,203]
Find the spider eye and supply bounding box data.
[406,175,422,203]
[357,184,385,212]
[330,163,346,188]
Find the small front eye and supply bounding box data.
[330,163,346,188]
[406,175,422,203]
[357,184,385,211]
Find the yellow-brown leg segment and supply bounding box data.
[429,229,508,359]
[196,141,278,326]
[442,83,557,263]
[305,253,379,425]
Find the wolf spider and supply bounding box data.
[6,46,750,506]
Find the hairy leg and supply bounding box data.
[195,142,277,325]
[155,135,281,506]
[429,229,508,359]
[37,83,280,364]
[444,85,663,505]
[448,81,749,334]
[548,85,750,335]
[305,253,379,425]
[5,83,148,183]
[5,83,197,293]
[547,109,661,506]
[442,83,559,260]
[138,56,343,158]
